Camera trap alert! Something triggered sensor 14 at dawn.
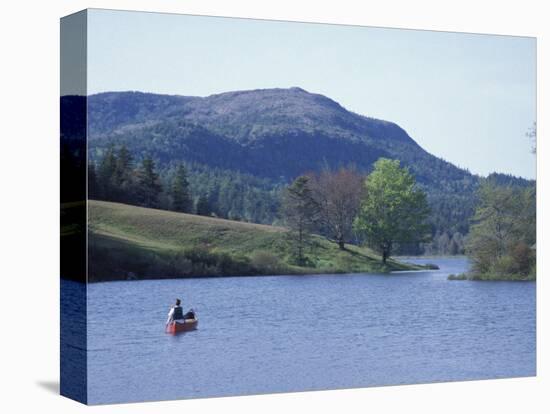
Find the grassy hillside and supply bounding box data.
[88,200,423,282]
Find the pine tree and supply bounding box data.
[113,145,133,202]
[135,156,162,207]
[282,176,320,265]
[171,164,193,213]
[97,145,117,200]
[195,194,212,216]
[207,183,220,217]
[88,161,98,199]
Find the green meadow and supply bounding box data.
[88,200,422,282]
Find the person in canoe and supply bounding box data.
[166,298,185,325]
[166,298,196,325]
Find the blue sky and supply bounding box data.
[87,9,536,179]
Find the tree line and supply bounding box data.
[89,145,478,255]
[89,145,282,220]
[423,231,465,256]
[89,145,194,213]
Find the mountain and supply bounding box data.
[87,88,474,185]
[65,88,486,234]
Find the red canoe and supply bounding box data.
[166,319,198,334]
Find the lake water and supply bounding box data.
[79,257,535,404]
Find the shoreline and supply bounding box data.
[64,262,435,284]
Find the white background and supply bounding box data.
[0,0,547,412]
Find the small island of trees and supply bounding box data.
[449,180,536,281]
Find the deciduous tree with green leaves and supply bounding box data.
[354,158,430,263]
[465,180,535,278]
